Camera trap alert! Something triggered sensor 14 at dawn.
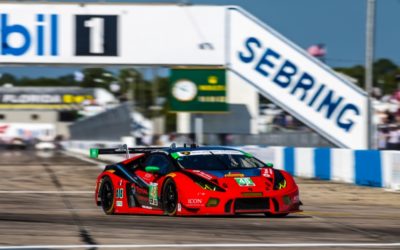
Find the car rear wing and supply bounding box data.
[89,144,167,159]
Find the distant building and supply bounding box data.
[0,87,116,142]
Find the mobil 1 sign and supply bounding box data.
[169,69,227,112]
[228,9,368,149]
[0,3,225,65]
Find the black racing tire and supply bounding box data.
[100,176,115,215]
[264,212,289,218]
[162,178,178,216]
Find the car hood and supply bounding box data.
[186,168,275,190]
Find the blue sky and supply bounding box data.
[1,0,399,78]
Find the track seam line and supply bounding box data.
[41,163,98,250]
[0,242,400,249]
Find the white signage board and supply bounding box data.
[0,3,225,65]
[228,8,368,149]
[0,3,369,148]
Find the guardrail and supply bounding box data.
[242,146,400,191]
[64,140,400,191]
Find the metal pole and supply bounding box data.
[365,0,376,149]
[194,115,203,145]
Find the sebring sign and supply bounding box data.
[228,8,367,149]
[238,37,360,133]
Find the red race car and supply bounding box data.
[91,144,302,216]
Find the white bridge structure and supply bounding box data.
[0,3,368,149]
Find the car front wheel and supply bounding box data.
[162,179,178,216]
[100,176,115,215]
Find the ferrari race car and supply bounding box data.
[91,144,302,216]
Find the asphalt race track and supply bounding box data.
[0,150,399,250]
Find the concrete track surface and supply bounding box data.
[0,150,399,250]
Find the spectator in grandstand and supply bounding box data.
[387,125,400,150]
[377,125,389,149]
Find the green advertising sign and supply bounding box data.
[169,68,228,112]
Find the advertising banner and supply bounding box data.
[0,3,225,65]
[169,68,227,112]
[228,8,368,149]
[0,87,94,109]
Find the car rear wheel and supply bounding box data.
[162,179,178,216]
[100,176,115,215]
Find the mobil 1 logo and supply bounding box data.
[75,15,118,56]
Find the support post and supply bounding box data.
[194,115,203,145]
[365,0,376,149]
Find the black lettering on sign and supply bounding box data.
[75,15,118,56]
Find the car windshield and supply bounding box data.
[174,150,266,170]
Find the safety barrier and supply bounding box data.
[241,146,400,190]
[64,140,400,190]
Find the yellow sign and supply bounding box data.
[63,95,94,104]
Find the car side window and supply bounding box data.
[144,154,174,175]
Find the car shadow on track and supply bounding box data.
[116,213,312,219]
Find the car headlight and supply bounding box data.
[273,170,287,190]
[195,179,225,192]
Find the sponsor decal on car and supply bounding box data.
[149,183,158,206]
[225,172,245,178]
[235,177,255,187]
[192,170,214,180]
[116,201,123,207]
[136,186,148,195]
[187,198,203,204]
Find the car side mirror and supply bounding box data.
[266,163,274,168]
[145,166,160,173]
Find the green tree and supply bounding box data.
[335,58,400,95]
[118,68,141,101]
[19,77,63,86]
[0,73,17,85]
[373,59,398,94]
[335,65,365,88]
[81,68,114,89]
